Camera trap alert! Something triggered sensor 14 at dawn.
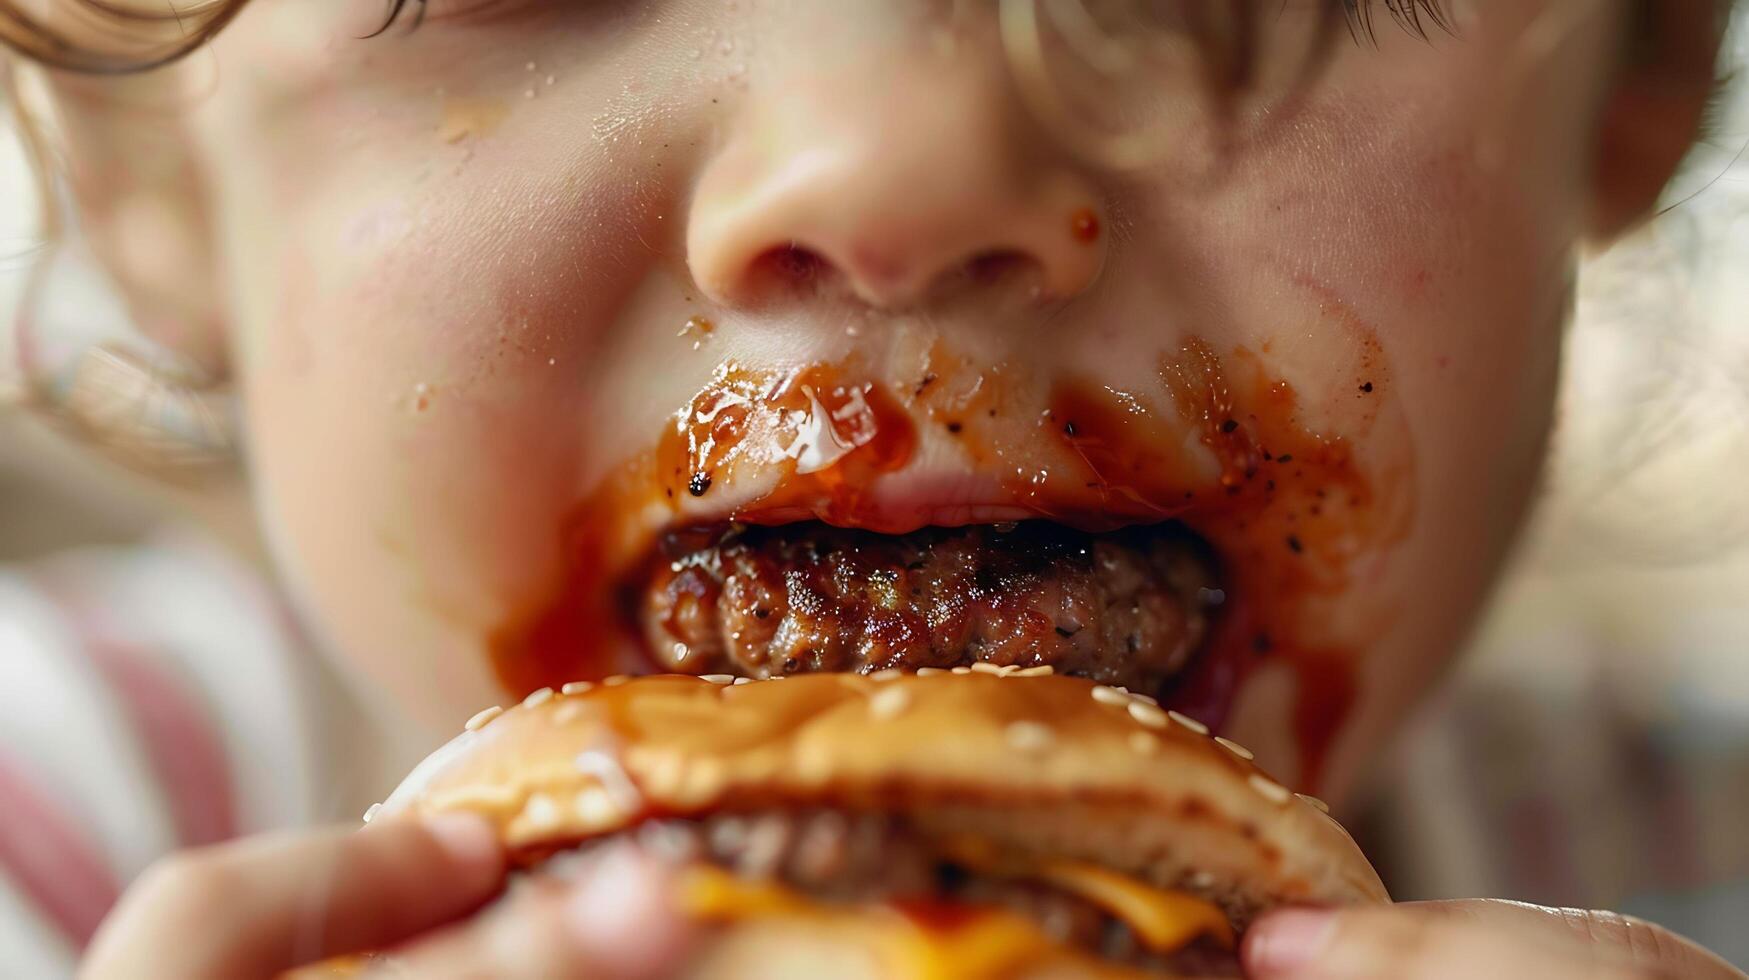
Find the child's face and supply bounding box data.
[161,0,1628,793]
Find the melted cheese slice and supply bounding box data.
[1035,860,1235,952]
[678,856,1233,980]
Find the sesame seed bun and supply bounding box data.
[377,671,1387,927]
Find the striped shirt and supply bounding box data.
[0,532,343,975]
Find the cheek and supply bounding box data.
[238,172,664,726]
[1132,92,1580,792]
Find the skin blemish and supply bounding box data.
[438,97,510,144]
[1070,208,1100,244]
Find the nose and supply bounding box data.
[686,47,1106,310]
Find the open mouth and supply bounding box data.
[636,519,1225,701]
[488,341,1408,786]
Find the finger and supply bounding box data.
[1242,900,1745,980]
[81,814,506,980]
[374,841,697,979]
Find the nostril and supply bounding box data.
[964,249,1031,283]
[957,249,1045,299]
[749,244,830,297]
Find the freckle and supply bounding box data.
[946,421,963,434]
[1070,208,1100,244]
[1359,381,1374,393]
[1286,535,1304,554]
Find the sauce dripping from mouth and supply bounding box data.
[652,362,917,523]
[1043,338,1405,787]
[492,338,1410,791]
[490,362,917,698]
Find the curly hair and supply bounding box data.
[1,0,243,72]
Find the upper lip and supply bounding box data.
[667,467,1053,535]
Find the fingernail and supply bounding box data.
[422,813,501,868]
[1245,908,1338,976]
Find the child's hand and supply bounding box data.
[1244,899,1745,979]
[79,814,694,980]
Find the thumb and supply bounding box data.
[1241,900,1745,980]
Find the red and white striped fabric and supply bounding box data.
[0,532,330,975]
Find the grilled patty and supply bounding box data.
[525,809,1241,976]
[639,521,1221,695]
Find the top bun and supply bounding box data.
[377,671,1387,919]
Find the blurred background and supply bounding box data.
[1358,20,1749,967]
[3,12,1748,977]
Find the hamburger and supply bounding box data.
[351,669,1387,978]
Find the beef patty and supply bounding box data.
[638,521,1221,696]
[524,809,1240,976]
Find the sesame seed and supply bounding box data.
[1296,793,1331,813]
[868,687,911,720]
[699,673,735,685]
[951,666,973,675]
[574,785,624,827]
[916,667,949,676]
[522,792,561,829]
[1092,685,1131,706]
[1215,736,1255,760]
[1005,721,1055,752]
[465,705,504,731]
[1128,701,1169,729]
[1167,710,1209,735]
[1127,692,1159,707]
[1013,665,1055,677]
[969,662,1003,675]
[522,687,555,708]
[869,668,905,682]
[1128,731,1158,755]
[603,675,629,686]
[362,802,382,824]
[1249,773,1291,804]
[561,681,593,695]
[731,676,752,685]
[552,703,584,725]
[994,664,1023,677]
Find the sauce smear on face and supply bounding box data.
[493,337,1408,789]
[491,362,916,695]
[1041,339,1401,786]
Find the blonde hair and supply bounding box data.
[1,0,242,73]
[1,2,246,478]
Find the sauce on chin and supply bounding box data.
[490,336,1412,790]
